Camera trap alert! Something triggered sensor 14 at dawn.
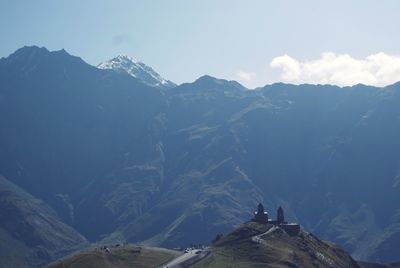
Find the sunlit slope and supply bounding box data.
[45,245,180,268]
[195,221,360,268]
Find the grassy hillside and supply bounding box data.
[194,221,360,268]
[45,245,180,268]
[45,222,400,268]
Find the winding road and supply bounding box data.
[160,248,211,268]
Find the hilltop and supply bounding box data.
[45,221,361,268]
[45,245,180,268]
[193,221,360,268]
[42,204,397,268]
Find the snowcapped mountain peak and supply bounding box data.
[115,54,139,64]
[97,55,176,89]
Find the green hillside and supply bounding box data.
[194,221,360,268]
[45,245,180,268]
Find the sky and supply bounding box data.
[1,0,400,88]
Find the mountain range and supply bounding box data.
[0,46,400,267]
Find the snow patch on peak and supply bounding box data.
[115,55,139,64]
[97,55,176,89]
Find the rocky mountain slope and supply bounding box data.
[1,46,400,265]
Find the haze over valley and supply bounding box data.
[0,46,400,267]
[1,1,400,267]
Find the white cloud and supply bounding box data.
[270,52,400,87]
[236,70,256,82]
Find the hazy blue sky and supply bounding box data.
[1,0,400,88]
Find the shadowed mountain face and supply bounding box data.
[0,176,88,267]
[1,46,400,265]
